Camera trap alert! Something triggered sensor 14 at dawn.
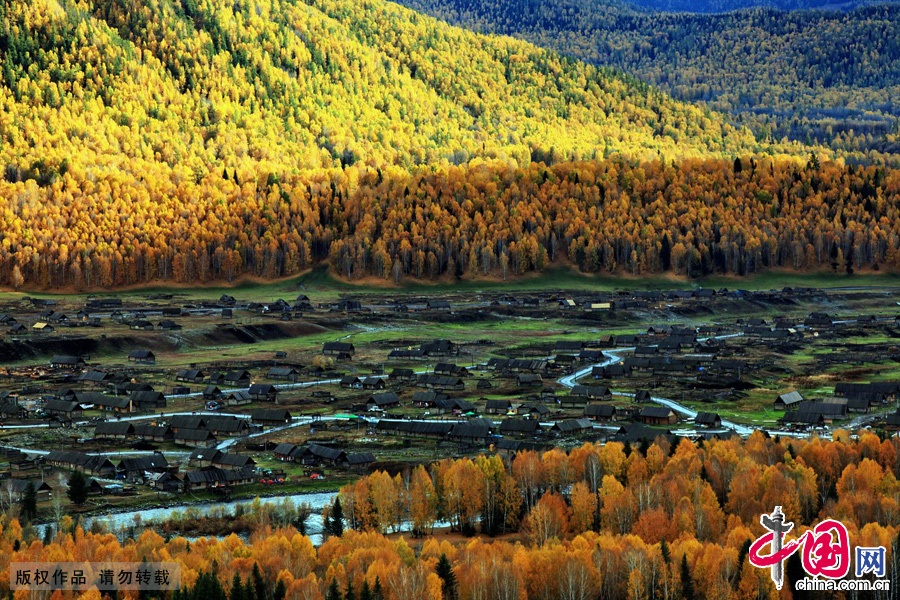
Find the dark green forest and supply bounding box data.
[395,0,900,158]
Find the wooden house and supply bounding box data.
[94,421,135,440]
[638,406,678,425]
[323,342,355,357]
[128,349,156,364]
[583,404,617,422]
[248,383,278,402]
[694,412,722,428]
[484,399,513,414]
[367,392,401,410]
[251,408,292,426]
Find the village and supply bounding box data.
[1,284,900,520]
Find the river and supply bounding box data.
[51,491,338,545]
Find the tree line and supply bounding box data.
[2,431,898,600]
[3,155,900,287]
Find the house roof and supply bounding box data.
[449,422,491,439]
[552,418,593,432]
[417,374,464,387]
[249,383,277,395]
[214,453,255,467]
[170,415,207,430]
[6,480,51,493]
[307,443,346,461]
[205,415,250,432]
[323,342,354,352]
[412,391,448,405]
[226,390,253,402]
[345,452,376,465]
[584,404,616,418]
[640,406,676,419]
[224,370,252,381]
[499,419,540,434]
[185,466,254,484]
[133,424,172,438]
[44,399,80,413]
[267,367,298,377]
[118,454,169,472]
[95,421,135,436]
[781,411,825,424]
[251,408,292,421]
[796,401,848,417]
[517,374,543,383]
[390,368,415,377]
[177,369,206,379]
[77,393,131,409]
[777,391,804,405]
[572,385,610,397]
[368,392,401,406]
[50,355,83,365]
[274,442,297,455]
[694,412,721,425]
[130,390,166,403]
[176,429,216,441]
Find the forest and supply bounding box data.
[2,0,900,287]
[0,0,759,179]
[394,0,900,156]
[626,0,879,12]
[2,155,900,287]
[1,432,898,600]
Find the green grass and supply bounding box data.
[6,265,900,304]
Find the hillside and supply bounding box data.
[0,0,759,181]
[393,0,900,157]
[629,0,882,12]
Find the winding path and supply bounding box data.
[557,333,755,436]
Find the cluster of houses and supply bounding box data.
[90,410,290,447]
[775,382,900,429]
[363,287,837,314]
[4,294,323,337]
[273,442,375,470]
[40,449,259,494]
[386,339,460,361]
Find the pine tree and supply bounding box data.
[138,559,151,600]
[67,471,89,506]
[272,580,285,600]
[326,579,341,600]
[372,577,384,600]
[229,573,244,600]
[786,552,808,599]
[251,564,266,600]
[660,233,672,271]
[733,539,751,589]
[680,555,694,600]
[359,581,373,600]
[344,581,356,600]
[660,540,671,565]
[328,497,344,537]
[435,554,457,600]
[21,480,37,522]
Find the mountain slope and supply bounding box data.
[393,0,900,156]
[0,0,763,188]
[629,0,883,12]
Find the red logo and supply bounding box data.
[749,507,850,589]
